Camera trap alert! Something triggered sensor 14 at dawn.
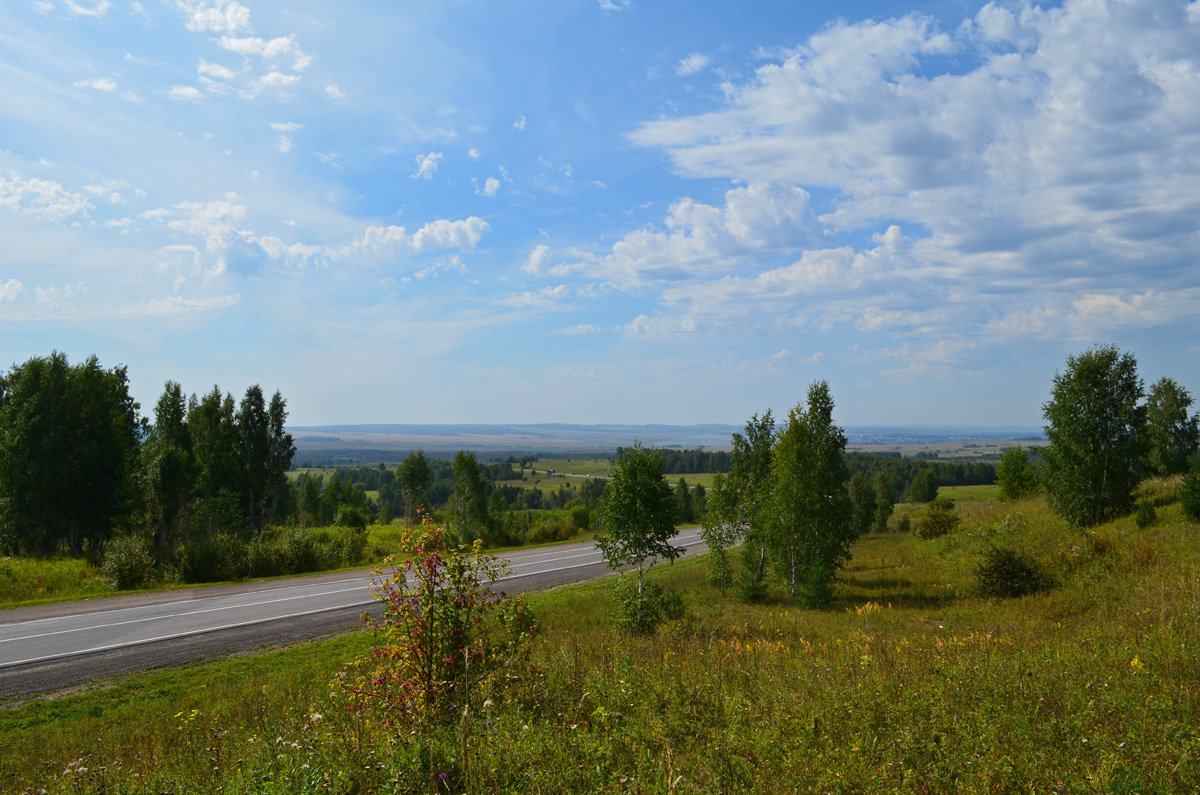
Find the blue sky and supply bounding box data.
[1,0,1198,427]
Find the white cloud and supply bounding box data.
[513,114,526,131]
[178,0,250,34]
[411,152,443,179]
[339,217,489,258]
[522,245,550,275]
[220,34,297,58]
[325,83,345,99]
[588,182,819,287]
[256,71,301,90]
[468,148,481,160]
[36,282,87,303]
[478,177,500,197]
[675,53,711,76]
[0,173,93,223]
[270,122,301,132]
[497,284,570,309]
[65,0,111,17]
[557,323,602,335]
[0,279,24,302]
[408,255,468,282]
[276,135,292,153]
[598,0,630,10]
[118,293,242,316]
[624,313,699,339]
[197,59,238,81]
[74,77,117,91]
[168,85,204,101]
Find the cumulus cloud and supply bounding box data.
[325,83,345,99]
[178,0,250,33]
[610,0,1200,343]
[675,53,711,76]
[65,0,111,17]
[168,85,204,101]
[513,114,526,131]
[411,152,443,179]
[0,279,24,302]
[0,173,93,222]
[338,217,489,258]
[476,177,500,197]
[74,77,117,91]
[276,135,292,153]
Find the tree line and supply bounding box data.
[0,353,295,563]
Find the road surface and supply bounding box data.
[0,528,704,699]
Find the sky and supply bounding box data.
[1,0,1198,428]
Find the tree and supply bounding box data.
[0,352,142,555]
[238,385,271,534]
[1042,344,1147,527]
[872,471,896,532]
[265,390,295,525]
[449,451,490,542]
[908,468,938,503]
[1144,377,1199,476]
[1182,457,1200,522]
[766,381,853,605]
[398,450,432,522]
[701,410,774,597]
[996,446,1039,501]
[597,443,681,600]
[848,471,876,537]
[141,381,194,557]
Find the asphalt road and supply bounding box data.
[0,528,704,699]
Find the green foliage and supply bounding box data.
[849,471,877,536]
[896,514,912,533]
[335,526,536,732]
[975,546,1048,598]
[0,352,142,556]
[100,535,157,591]
[1042,345,1147,527]
[449,450,490,541]
[767,381,853,605]
[1134,500,1157,530]
[872,471,896,532]
[907,468,938,503]
[1144,377,1200,476]
[996,446,1040,501]
[916,497,960,539]
[700,411,775,595]
[397,449,432,521]
[1183,458,1200,522]
[610,575,684,635]
[598,443,681,581]
[706,545,733,592]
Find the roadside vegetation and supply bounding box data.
[3,344,1199,791]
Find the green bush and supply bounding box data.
[100,535,157,590]
[917,498,960,539]
[1134,500,1157,529]
[975,547,1049,598]
[896,514,912,534]
[176,534,243,583]
[1183,459,1200,521]
[611,576,684,635]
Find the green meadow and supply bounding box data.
[3,481,1198,793]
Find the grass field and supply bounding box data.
[3,483,1197,792]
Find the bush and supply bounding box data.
[100,535,157,590]
[916,498,960,539]
[176,534,243,583]
[1134,500,1157,529]
[611,576,684,635]
[976,547,1048,598]
[1183,459,1200,522]
[896,514,912,534]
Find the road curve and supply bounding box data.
[0,528,704,699]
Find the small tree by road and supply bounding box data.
[598,444,681,631]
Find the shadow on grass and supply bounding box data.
[834,575,961,610]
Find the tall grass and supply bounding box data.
[3,491,1199,792]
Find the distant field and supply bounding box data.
[848,439,1043,461]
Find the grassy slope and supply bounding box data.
[3,488,1198,793]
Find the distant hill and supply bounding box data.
[288,422,1044,466]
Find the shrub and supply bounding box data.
[100,535,157,590]
[336,526,536,727]
[1134,500,1157,529]
[976,547,1048,598]
[176,533,243,583]
[896,514,912,534]
[611,576,684,635]
[917,498,960,539]
[1183,459,1200,522]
